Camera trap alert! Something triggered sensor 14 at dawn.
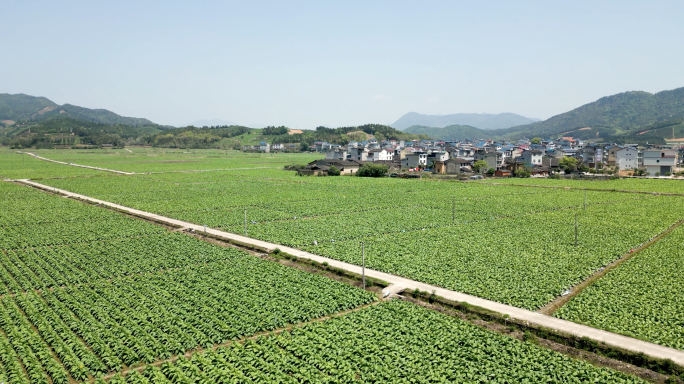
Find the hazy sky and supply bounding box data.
[3,1,684,128]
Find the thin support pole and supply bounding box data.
[244,208,247,237]
[362,242,365,290]
[452,196,455,222]
[575,211,578,247]
[584,189,587,210]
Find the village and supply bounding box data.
[249,137,684,178]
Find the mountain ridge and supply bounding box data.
[0,93,156,127]
[392,112,539,130]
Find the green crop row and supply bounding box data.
[97,300,645,384]
[556,225,684,350]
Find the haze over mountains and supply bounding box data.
[391,112,540,130]
[402,87,684,144]
[3,87,684,146]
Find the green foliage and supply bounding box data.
[556,225,684,350]
[108,301,645,383]
[559,156,579,172]
[486,167,496,176]
[261,126,289,135]
[43,168,684,310]
[472,160,488,173]
[327,165,341,176]
[356,163,388,177]
[531,137,542,144]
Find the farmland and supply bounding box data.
[0,181,375,382]
[40,167,684,309]
[6,147,322,174]
[97,300,645,384]
[556,225,684,350]
[1,149,684,381]
[480,177,684,194]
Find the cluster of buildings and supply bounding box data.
[307,137,682,176]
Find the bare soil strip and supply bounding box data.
[15,179,684,367]
[539,219,684,315]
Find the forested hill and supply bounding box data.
[497,87,684,139]
[0,93,156,127]
[1,118,164,148]
[402,87,684,144]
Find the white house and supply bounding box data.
[367,149,393,161]
[616,147,640,170]
[259,142,270,153]
[643,149,678,175]
[271,143,283,151]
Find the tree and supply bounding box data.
[531,137,542,145]
[300,142,309,152]
[486,168,496,176]
[472,160,488,173]
[356,163,388,177]
[327,166,341,176]
[559,156,579,173]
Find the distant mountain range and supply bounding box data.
[402,87,684,144]
[187,119,266,128]
[391,112,540,130]
[187,119,239,127]
[0,93,156,127]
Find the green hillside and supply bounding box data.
[497,87,684,139]
[1,117,163,148]
[403,124,487,140]
[0,94,57,122]
[0,93,156,127]
[403,87,684,143]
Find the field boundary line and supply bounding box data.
[538,219,684,315]
[480,181,684,196]
[15,178,684,367]
[16,151,137,175]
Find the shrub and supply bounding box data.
[327,166,341,176]
[356,163,388,177]
[655,172,661,177]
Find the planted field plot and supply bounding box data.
[97,300,645,384]
[41,170,684,309]
[556,225,684,350]
[0,261,374,383]
[26,148,322,173]
[0,150,105,179]
[0,182,374,383]
[0,182,166,250]
[481,177,684,194]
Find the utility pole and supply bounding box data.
[452,196,455,222]
[244,208,247,237]
[575,211,578,247]
[584,189,587,210]
[361,242,365,290]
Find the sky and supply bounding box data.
[3,1,684,128]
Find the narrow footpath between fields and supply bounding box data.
[16,151,137,175]
[16,178,684,367]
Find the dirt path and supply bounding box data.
[16,151,137,175]
[14,179,684,367]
